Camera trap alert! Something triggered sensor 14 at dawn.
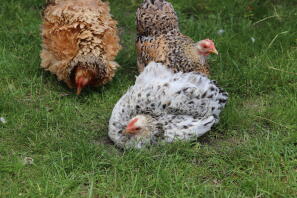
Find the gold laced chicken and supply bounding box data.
[41,0,121,94]
[136,0,218,75]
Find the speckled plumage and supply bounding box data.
[136,0,210,74]
[109,62,228,149]
[41,0,121,89]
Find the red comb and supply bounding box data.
[127,118,138,129]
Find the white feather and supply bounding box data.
[109,62,228,148]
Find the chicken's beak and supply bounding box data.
[123,128,138,135]
[76,87,82,95]
[210,48,219,55]
[122,129,129,135]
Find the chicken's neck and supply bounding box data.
[198,54,208,65]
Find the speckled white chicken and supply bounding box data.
[108,62,228,149]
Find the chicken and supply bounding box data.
[41,0,121,95]
[109,62,228,149]
[136,0,218,75]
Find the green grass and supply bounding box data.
[0,0,297,197]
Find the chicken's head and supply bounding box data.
[123,115,155,137]
[196,39,218,56]
[74,67,95,95]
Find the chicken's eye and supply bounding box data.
[202,44,208,48]
[135,127,141,130]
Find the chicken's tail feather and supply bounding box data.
[136,0,179,36]
[193,116,216,137]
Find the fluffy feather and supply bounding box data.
[109,62,228,149]
[136,0,218,75]
[41,0,121,93]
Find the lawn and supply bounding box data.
[0,0,297,197]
